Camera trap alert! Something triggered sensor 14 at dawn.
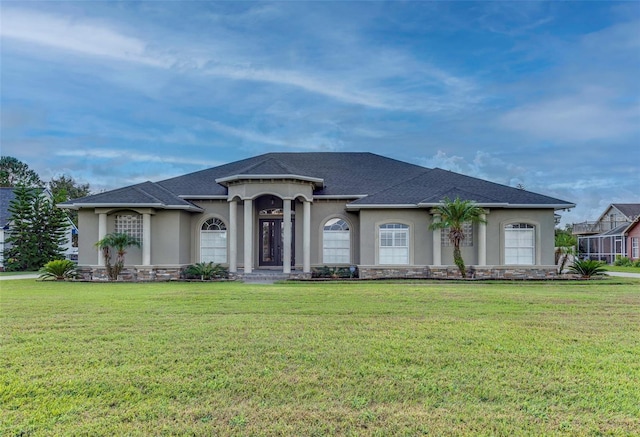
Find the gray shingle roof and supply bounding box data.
[61,152,574,209]
[612,204,640,219]
[350,168,571,207]
[61,181,201,210]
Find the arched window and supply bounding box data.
[379,223,409,265]
[504,223,535,265]
[200,218,227,263]
[323,218,350,264]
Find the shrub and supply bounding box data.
[312,266,358,279]
[184,262,228,280]
[614,256,633,267]
[634,260,640,268]
[38,259,79,281]
[568,259,607,278]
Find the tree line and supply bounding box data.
[1,156,91,271]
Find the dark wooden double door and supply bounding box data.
[259,219,294,267]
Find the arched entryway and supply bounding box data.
[255,195,295,268]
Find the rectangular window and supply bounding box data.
[441,222,473,246]
[323,230,350,264]
[201,231,227,263]
[379,224,409,265]
[115,214,143,241]
[504,225,535,265]
[633,237,639,259]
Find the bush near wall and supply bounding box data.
[311,266,358,279]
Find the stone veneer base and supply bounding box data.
[77,265,563,282]
[358,265,563,280]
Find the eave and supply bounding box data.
[58,202,204,212]
[346,203,420,210]
[215,174,324,187]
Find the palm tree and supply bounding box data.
[429,197,487,278]
[95,232,141,280]
[555,231,576,274]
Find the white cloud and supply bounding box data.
[56,148,221,168]
[0,8,169,67]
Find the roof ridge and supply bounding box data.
[132,182,165,204]
[146,180,190,205]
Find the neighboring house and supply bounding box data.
[0,187,78,270]
[573,203,640,263]
[60,152,574,280]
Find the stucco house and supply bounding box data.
[61,152,574,280]
[573,203,640,263]
[1,187,78,270]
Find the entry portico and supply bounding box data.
[218,173,319,274]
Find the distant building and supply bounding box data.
[0,187,78,270]
[572,203,640,263]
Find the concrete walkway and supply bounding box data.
[605,271,640,278]
[0,274,39,281]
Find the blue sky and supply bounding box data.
[1,1,639,225]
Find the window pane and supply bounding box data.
[504,225,534,265]
[201,230,227,263]
[323,222,350,264]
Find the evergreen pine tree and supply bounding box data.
[3,185,39,271]
[3,186,69,271]
[35,191,69,265]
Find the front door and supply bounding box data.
[259,219,294,267]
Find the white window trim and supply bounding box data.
[199,216,228,264]
[376,221,412,266]
[501,220,540,265]
[115,213,143,241]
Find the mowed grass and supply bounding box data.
[1,279,639,436]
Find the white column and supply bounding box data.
[243,198,253,274]
[283,199,292,274]
[98,213,107,266]
[229,199,237,273]
[432,213,441,266]
[478,213,487,266]
[142,213,151,266]
[303,200,311,273]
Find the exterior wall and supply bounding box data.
[228,180,314,202]
[151,210,192,265]
[304,199,359,266]
[627,222,640,260]
[485,209,557,266]
[78,209,99,265]
[358,209,433,266]
[191,199,243,266]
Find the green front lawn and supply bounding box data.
[2,279,639,435]
[604,265,640,274]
